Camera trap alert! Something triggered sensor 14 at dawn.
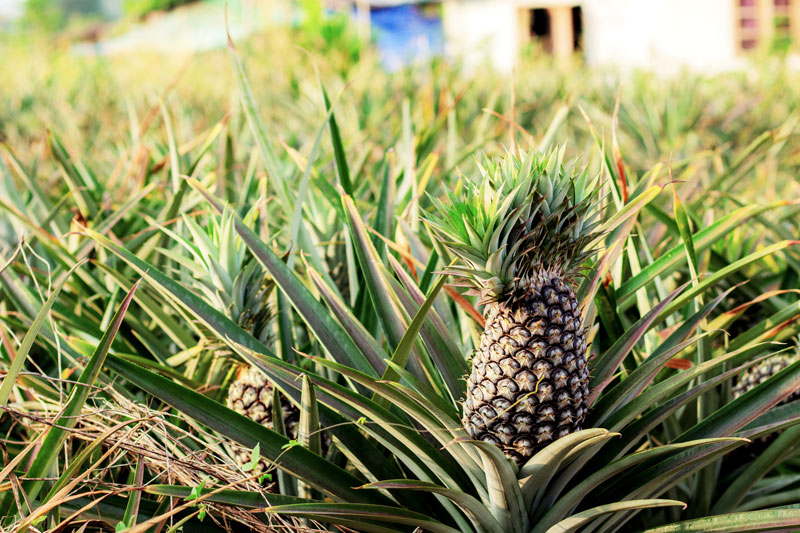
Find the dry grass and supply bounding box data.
[2,369,323,531]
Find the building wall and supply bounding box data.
[0,0,25,22]
[442,0,742,72]
[582,0,741,71]
[442,0,521,73]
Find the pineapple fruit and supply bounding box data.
[227,365,300,474]
[732,349,800,403]
[426,148,600,465]
[726,345,799,462]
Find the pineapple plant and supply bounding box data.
[164,210,302,473]
[425,147,601,465]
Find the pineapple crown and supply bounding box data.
[424,146,602,303]
[166,208,276,343]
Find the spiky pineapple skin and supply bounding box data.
[227,366,299,475]
[463,272,588,466]
[732,353,800,403]
[228,366,300,429]
[725,352,799,464]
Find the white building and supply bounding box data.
[441,0,797,72]
[0,0,25,23]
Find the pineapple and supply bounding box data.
[726,345,800,462]
[425,147,601,465]
[732,348,800,403]
[226,365,300,474]
[171,211,302,472]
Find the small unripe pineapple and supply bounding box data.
[726,347,800,462]
[227,366,300,475]
[732,351,800,403]
[178,211,306,473]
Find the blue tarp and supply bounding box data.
[367,4,444,70]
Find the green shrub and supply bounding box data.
[123,0,198,18]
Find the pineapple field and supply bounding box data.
[2,9,800,533]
